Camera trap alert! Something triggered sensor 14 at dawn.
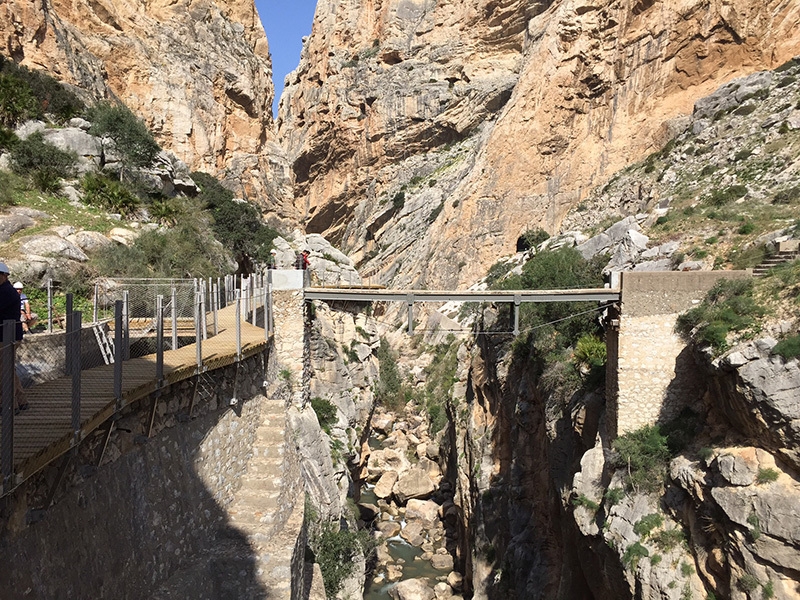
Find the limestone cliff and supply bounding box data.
[279,0,800,288]
[1,0,295,219]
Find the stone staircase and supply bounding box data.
[150,397,306,600]
[753,248,800,276]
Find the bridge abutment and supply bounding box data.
[607,271,751,437]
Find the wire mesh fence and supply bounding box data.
[1,273,276,494]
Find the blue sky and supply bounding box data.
[255,0,318,116]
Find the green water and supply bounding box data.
[361,485,445,599]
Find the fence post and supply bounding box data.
[122,290,130,361]
[47,279,53,333]
[235,291,242,361]
[171,287,178,351]
[200,285,207,341]
[212,283,219,336]
[2,320,15,490]
[251,281,257,326]
[114,301,123,412]
[93,283,99,324]
[65,294,73,375]
[71,311,82,447]
[267,283,273,336]
[264,286,269,342]
[156,296,164,386]
[195,292,203,373]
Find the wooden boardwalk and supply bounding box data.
[5,304,269,489]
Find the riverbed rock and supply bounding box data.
[405,499,440,529]
[376,520,402,539]
[430,551,454,571]
[368,448,412,482]
[372,412,395,435]
[375,471,400,498]
[433,581,453,598]
[393,466,436,503]
[388,578,435,600]
[386,564,404,582]
[446,571,463,591]
[358,502,380,522]
[400,521,427,547]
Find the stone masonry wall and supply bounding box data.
[272,288,309,409]
[0,351,305,600]
[612,271,751,436]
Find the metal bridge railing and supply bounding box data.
[0,274,273,496]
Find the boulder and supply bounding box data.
[358,502,380,521]
[376,520,401,539]
[67,231,113,253]
[108,227,140,246]
[367,449,411,482]
[375,471,400,498]
[393,466,436,503]
[18,235,88,261]
[717,449,759,486]
[405,499,440,528]
[400,520,426,546]
[388,578,435,600]
[0,212,36,243]
[430,552,454,571]
[446,571,463,591]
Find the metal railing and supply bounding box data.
[0,274,274,496]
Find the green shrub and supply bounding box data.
[698,447,714,461]
[518,227,550,250]
[391,190,405,209]
[612,425,671,493]
[777,75,797,88]
[622,542,649,569]
[733,104,757,117]
[675,278,765,353]
[708,184,747,206]
[311,397,338,434]
[747,513,761,541]
[484,260,514,286]
[81,172,140,216]
[9,131,76,191]
[427,202,443,223]
[772,185,800,204]
[423,336,458,434]
[738,574,760,593]
[88,102,160,171]
[0,72,38,127]
[572,494,600,511]
[0,126,18,151]
[652,528,685,552]
[731,244,769,269]
[634,513,664,538]
[699,164,717,177]
[604,487,625,507]
[775,57,800,73]
[763,580,775,599]
[375,337,405,410]
[656,215,670,226]
[310,520,372,597]
[756,467,779,484]
[650,554,662,565]
[737,222,755,235]
[681,562,695,577]
[772,335,800,359]
[0,56,84,123]
[192,172,278,269]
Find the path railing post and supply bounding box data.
[195,292,203,373]
[235,291,242,361]
[65,294,73,375]
[155,295,164,386]
[114,301,123,412]
[212,283,219,336]
[122,290,130,361]
[513,294,521,336]
[93,283,99,324]
[70,311,82,447]
[47,278,53,333]
[251,282,257,326]
[201,284,207,341]
[171,287,178,351]
[2,320,15,491]
[267,283,273,336]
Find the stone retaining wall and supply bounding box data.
[609,271,751,436]
[0,350,306,600]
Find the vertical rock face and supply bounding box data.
[1,0,296,219]
[279,0,800,288]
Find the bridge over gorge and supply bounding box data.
[0,269,751,498]
[0,268,750,597]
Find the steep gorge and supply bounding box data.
[279,0,800,288]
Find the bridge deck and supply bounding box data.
[305,287,621,303]
[5,304,269,487]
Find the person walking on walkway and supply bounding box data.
[0,263,27,411]
[14,281,37,333]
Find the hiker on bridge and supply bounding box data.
[14,282,37,333]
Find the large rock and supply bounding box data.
[67,231,113,253]
[393,466,436,504]
[405,499,440,529]
[18,235,88,262]
[367,449,412,482]
[388,578,435,600]
[374,471,400,499]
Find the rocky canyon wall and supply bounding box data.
[1,0,296,220]
[279,0,800,288]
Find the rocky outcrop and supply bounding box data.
[0,0,295,220]
[279,0,800,289]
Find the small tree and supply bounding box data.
[0,73,38,127]
[88,102,160,177]
[9,131,77,192]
